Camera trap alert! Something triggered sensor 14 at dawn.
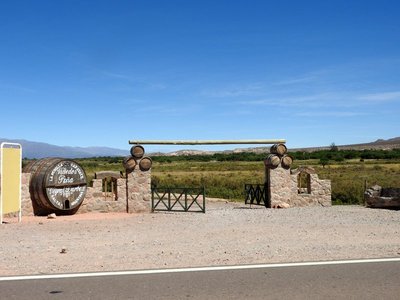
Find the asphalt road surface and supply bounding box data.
[1,259,400,299]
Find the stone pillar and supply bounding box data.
[79,177,128,214]
[116,178,127,204]
[21,173,33,216]
[266,166,294,207]
[310,174,332,206]
[92,179,103,190]
[126,168,151,213]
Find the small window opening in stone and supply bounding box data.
[102,177,118,201]
[298,173,311,194]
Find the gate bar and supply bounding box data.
[129,139,286,145]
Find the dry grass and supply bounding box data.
[73,157,400,204]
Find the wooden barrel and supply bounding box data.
[139,156,152,171]
[23,158,87,215]
[264,154,280,169]
[270,143,287,156]
[130,145,145,159]
[281,155,293,169]
[123,156,137,172]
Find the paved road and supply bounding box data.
[1,260,400,299]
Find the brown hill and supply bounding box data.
[157,137,400,156]
[291,137,400,152]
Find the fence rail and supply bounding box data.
[151,187,206,213]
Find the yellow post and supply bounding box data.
[1,143,22,223]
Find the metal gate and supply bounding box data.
[244,184,270,208]
[151,187,206,213]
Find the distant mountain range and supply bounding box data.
[0,138,129,159]
[1,137,399,159]
[291,137,400,152]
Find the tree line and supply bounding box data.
[151,148,400,163]
[23,148,397,166]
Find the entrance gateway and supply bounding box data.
[129,139,286,212]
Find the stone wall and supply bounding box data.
[266,166,331,208]
[20,173,33,215]
[2,168,152,216]
[77,168,151,213]
[78,178,126,213]
[364,185,400,209]
[266,167,296,206]
[54,166,151,214]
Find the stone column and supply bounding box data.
[310,174,332,206]
[116,178,127,205]
[266,166,295,207]
[21,173,33,216]
[126,168,151,213]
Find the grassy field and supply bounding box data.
[305,159,400,204]
[72,157,400,205]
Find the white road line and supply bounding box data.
[1,258,400,282]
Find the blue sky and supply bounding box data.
[0,0,399,152]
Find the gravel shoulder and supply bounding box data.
[1,201,399,276]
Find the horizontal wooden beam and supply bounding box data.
[94,171,123,179]
[129,139,286,145]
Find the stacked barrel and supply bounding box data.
[264,143,293,170]
[123,145,153,173]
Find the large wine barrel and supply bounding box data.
[23,158,87,215]
[130,145,145,159]
[139,156,152,171]
[264,154,280,169]
[270,143,287,156]
[123,156,137,173]
[281,155,293,169]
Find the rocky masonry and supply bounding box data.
[7,145,152,216]
[364,185,400,209]
[126,166,151,213]
[80,169,151,213]
[80,145,152,214]
[265,144,331,208]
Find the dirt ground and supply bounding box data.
[1,200,399,276]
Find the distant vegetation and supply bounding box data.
[150,148,400,163]
[133,148,397,205]
[22,148,400,205]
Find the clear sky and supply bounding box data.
[0,0,399,152]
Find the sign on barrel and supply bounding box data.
[1,143,22,223]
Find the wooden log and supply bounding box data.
[94,171,123,180]
[129,139,286,145]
